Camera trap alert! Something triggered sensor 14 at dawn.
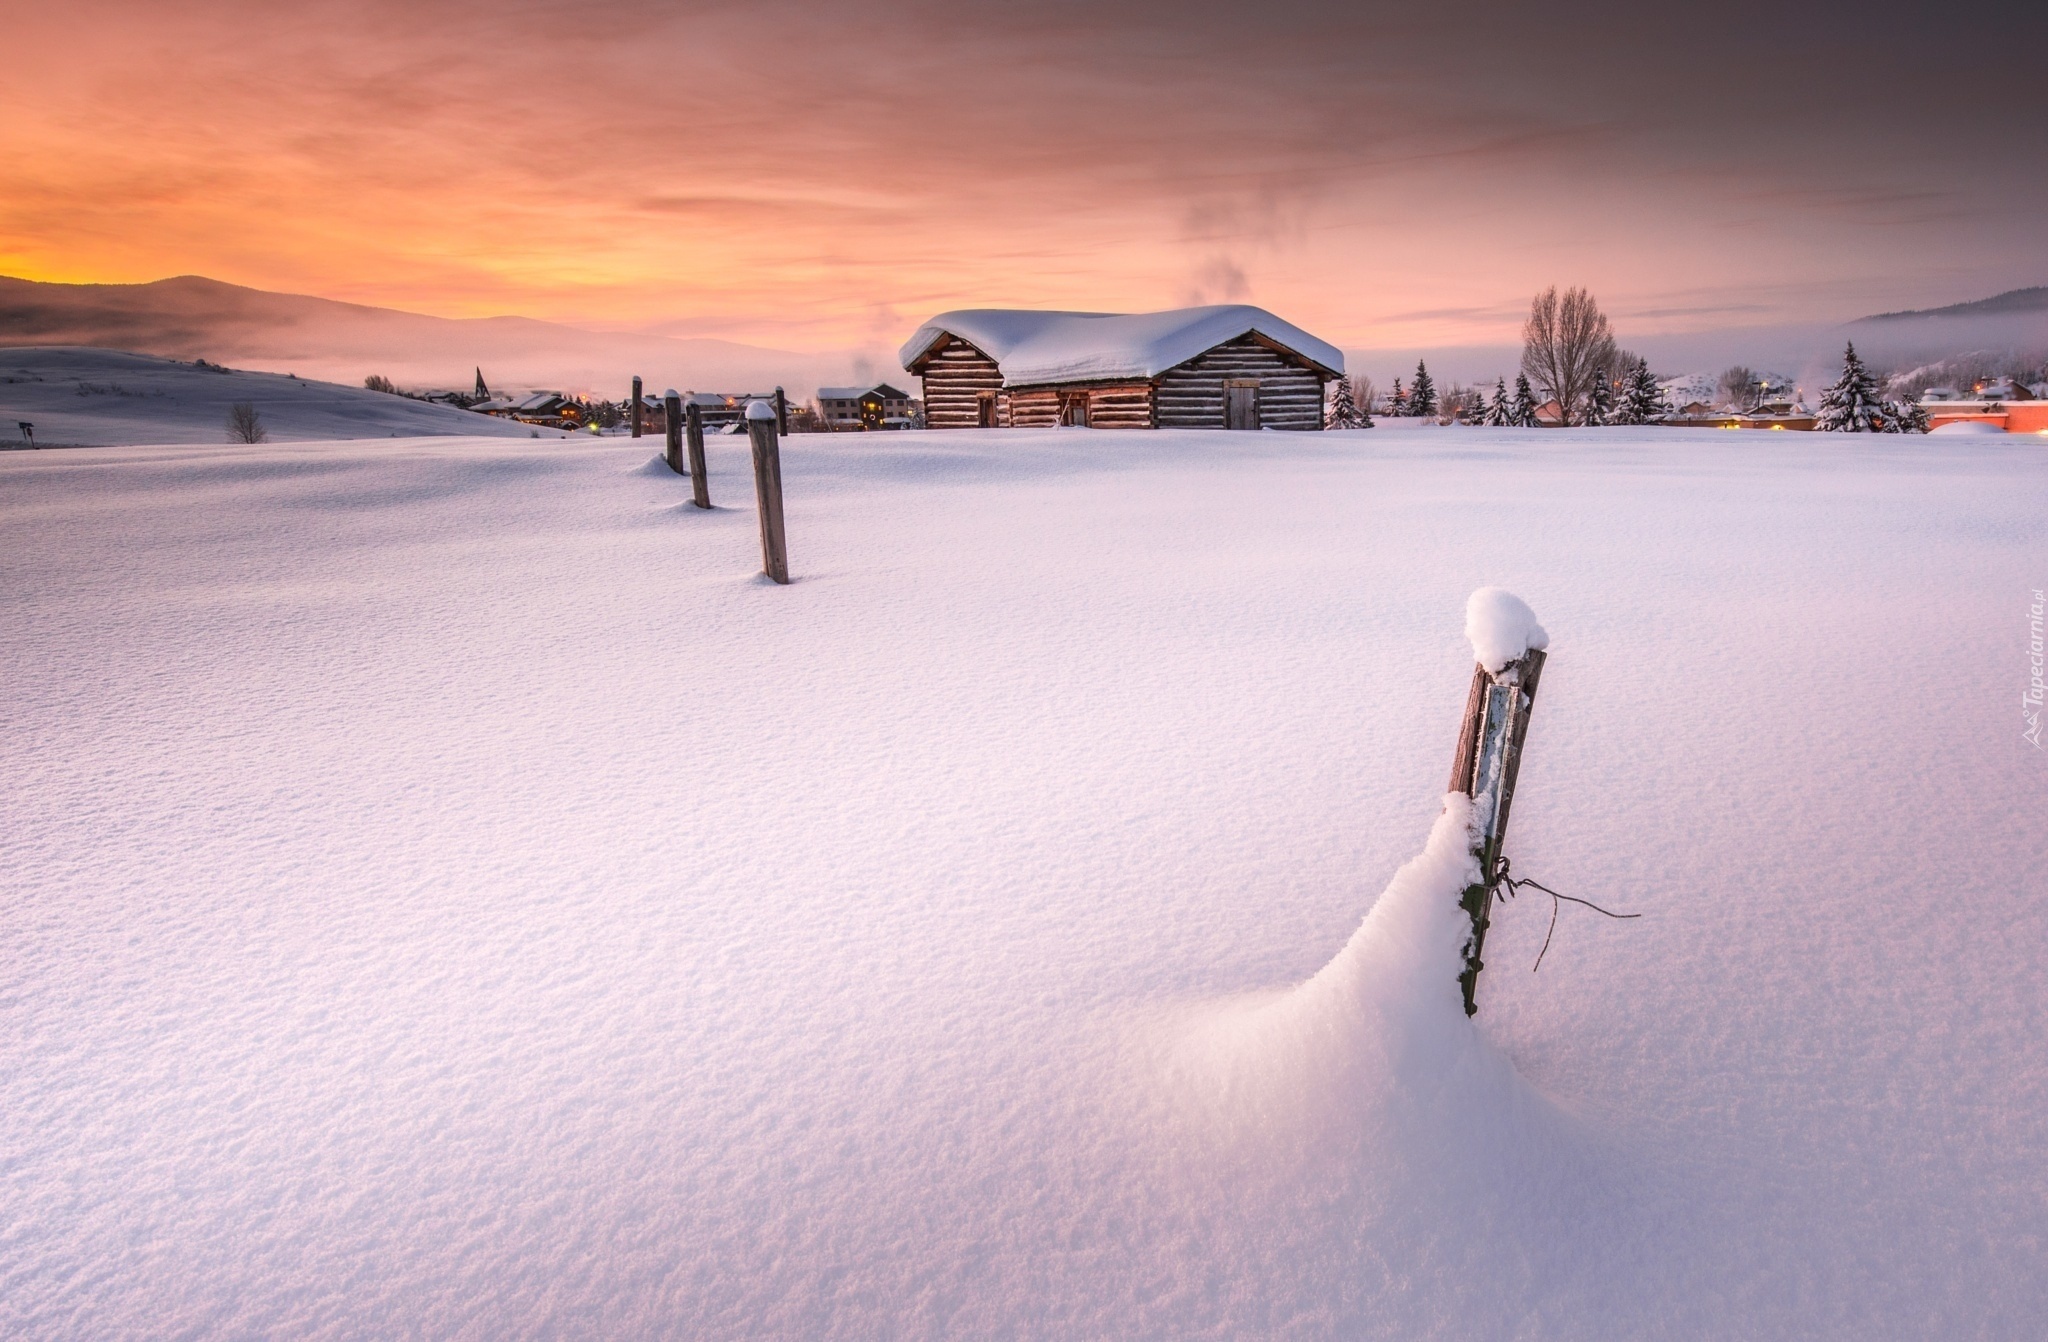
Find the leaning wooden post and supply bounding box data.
[684,400,710,509]
[745,400,790,584]
[1447,594,1548,1016]
[773,385,789,435]
[631,375,643,438]
[663,389,684,474]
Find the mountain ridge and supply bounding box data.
[0,274,845,396]
[1855,286,2048,322]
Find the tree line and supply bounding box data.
[1332,286,1937,432]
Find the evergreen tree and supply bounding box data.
[1581,370,1614,426]
[1410,361,1438,418]
[1877,394,1929,434]
[1814,342,1884,432]
[1389,377,1408,417]
[1483,377,1510,426]
[1509,373,1539,427]
[1326,376,1369,429]
[1616,358,1666,425]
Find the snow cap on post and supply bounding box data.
[663,388,680,399]
[746,399,777,421]
[1465,587,1548,672]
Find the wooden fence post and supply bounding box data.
[684,400,710,509]
[631,376,643,438]
[774,385,789,436]
[663,389,683,474]
[1446,646,1547,1016]
[745,400,789,584]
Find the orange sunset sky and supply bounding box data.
[4,0,2043,354]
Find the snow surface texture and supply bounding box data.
[1931,419,2009,436]
[1464,586,1549,672]
[897,305,1344,384]
[4,427,2046,1338]
[0,348,542,447]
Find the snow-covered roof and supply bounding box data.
[899,305,1344,385]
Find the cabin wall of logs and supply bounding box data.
[920,336,1005,430]
[913,331,1331,432]
[1155,335,1327,431]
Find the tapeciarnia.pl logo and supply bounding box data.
[2026,588,2045,748]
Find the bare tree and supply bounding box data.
[1350,374,1378,416]
[226,402,267,444]
[364,374,399,394]
[1521,287,1616,424]
[1717,365,1758,410]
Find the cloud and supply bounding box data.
[5,0,2045,349]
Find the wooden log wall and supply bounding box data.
[1006,388,1059,428]
[1083,384,1154,429]
[1155,335,1328,430]
[917,335,1004,429]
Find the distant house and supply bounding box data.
[1739,392,1816,431]
[1532,398,1568,427]
[1663,400,1741,428]
[476,391,579,426]
[1917,390,2048,434]
[1971,377,2036,401]
[898,305,1343,431]
[680,392,784,431]
[816,384,914,430]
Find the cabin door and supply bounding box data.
[1224,379,1260,430]
[976,392,998,428]
[1060,392,1089,427]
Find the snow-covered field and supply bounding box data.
[1,348,544,447]
[3,426,2044,1338]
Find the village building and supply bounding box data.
[1914,391,2048,433]
[816,383,914,431]
[473,391,579,426]
[899,305,1343,431]
[1738,391,1816,431]
[1662,400,1742,428]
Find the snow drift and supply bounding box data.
[1166,796,1520,1144]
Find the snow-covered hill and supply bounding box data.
[3,427,2043,1337]
[0,347,547,447]
[0,274,843,399]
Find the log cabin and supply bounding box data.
[898,305,1344,431]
